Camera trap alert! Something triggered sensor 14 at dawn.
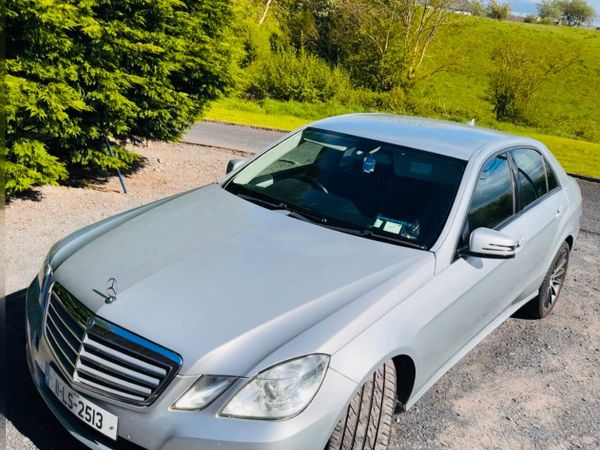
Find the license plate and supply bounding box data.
[46,366,118,440]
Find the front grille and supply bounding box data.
[44,283,182,406]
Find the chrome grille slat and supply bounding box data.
[75,374,146,402]
[75,362,153,396]
[48,300,84,342]
[45,326,76,370]
[83,336,168,377]
[43,283,182,406]
[78,349,161,387]
[46,314,80,355]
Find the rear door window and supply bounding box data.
[545,159,560,191]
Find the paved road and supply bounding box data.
[183,121,285,153]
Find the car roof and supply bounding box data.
[309,113,524,160]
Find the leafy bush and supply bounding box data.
[486,0,512,19]
[5,0,234,196]
[487,40,579,123]
[244,50,351,103]
[538,0,596,25]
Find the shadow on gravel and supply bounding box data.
[4,156,148,204]
[7,190,44,203]
[65,156,148,190]
[4,289,87,450]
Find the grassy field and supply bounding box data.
[206,16,600,178]
[419,16,600,143]
[205,98,600,178]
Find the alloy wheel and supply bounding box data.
[545,248,569,310]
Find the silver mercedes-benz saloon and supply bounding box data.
[26,114,582,450]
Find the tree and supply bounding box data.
[5,0,234,196]
[537,0,595,25]
[561,0,595,25]
[537,0,563,21]
[469,0,487,16]
[334,0,454,91]
[275,0,341,62]
[488,39,579,122]
[486,0,512,19]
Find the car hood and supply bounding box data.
[55,184,435,376]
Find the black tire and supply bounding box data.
[521,241,570,319]
[326,360,397,450]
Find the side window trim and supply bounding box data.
[454,145,561,262]
[509,147,563,215]
[542,155,562,193]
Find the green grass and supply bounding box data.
[206,97,600,178]
[206,16,600,178]
[419,16,600,143]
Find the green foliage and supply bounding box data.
[332,0,456,91]
[230,14,600,143]
[488,44,540,122]
[537,0,564,21]
[4,140,68,194]
[244,49,351,103]
[469,0,487,16]
[419,16,600,141]
[486,0,512,19]
[275,0,340,62]
[206,97,600,178]
[560,0,596,25]
[5,0,234,196]
[537,0,596,25]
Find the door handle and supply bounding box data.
[555,204,565,217]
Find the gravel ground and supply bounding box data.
[3,141,599,450]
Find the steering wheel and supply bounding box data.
[292,175,329,194]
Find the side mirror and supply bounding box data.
[468,227,517,259]
[226,159,246,174]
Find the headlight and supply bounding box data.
[220,354,329,420]
[172,376,237,411]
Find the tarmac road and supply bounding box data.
[183,121,286,153]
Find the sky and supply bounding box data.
[510,0,600,23]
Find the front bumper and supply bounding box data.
[25,280,357,450]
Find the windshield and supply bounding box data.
[224,127,466,249]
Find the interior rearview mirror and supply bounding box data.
[226,159,246,175]
[468,227,517,259]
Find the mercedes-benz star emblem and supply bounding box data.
[105,277,118,303]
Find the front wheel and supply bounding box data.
[521,241,570,319]
[326,360,397,450]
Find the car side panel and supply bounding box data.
[329,267,454,403]
[519,189,569,298]
[443,214,530,357]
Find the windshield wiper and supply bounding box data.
[237,192,283,209]
[237,193,327,224]
[237,192,425,250]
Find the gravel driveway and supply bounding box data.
[3,140,599,450]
